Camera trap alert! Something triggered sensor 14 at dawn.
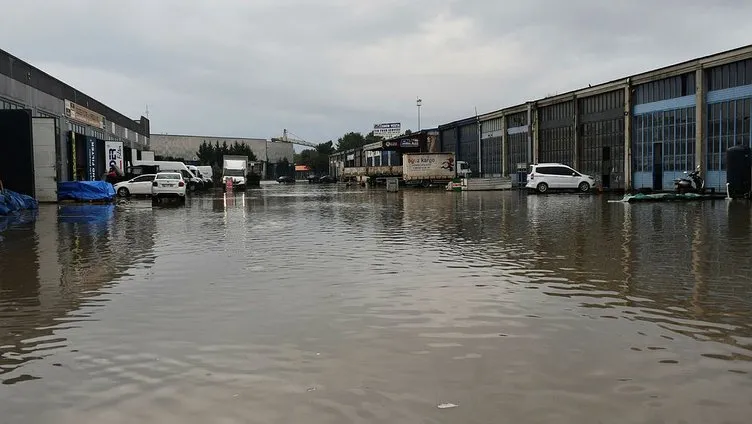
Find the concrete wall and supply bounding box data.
[149,134,294,164]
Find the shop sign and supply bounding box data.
[65,99,105,129]
[400,138,419,148]
[382,140,399,149]
[105,141,124,172]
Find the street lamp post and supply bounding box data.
[416,97,422,131]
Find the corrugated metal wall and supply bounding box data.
[458,123,479,174]
[440,128,457,153]
[577,90,625,188]
[538,101,574,167]
[481,117,502,176]
[506,111,528,174]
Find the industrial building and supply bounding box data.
[437,43,752,192]
[0,48,150,202]
[329,129,439,180]
[150,134,295,179]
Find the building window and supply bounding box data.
[634,73,696,105]
[68,121,86,134]
[707,59,752,91]
[1,98,24,110]
[707,98,752,172]
[632,107,696,177]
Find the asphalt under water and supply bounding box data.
[1,184,752,423]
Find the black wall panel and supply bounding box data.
[0,109,34,195]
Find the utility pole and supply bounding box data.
[416,97,422,131]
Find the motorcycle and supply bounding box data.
[673,166,705,194]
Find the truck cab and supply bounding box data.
[457,161,472,178]
[222,156,249,190]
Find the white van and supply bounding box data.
[131,160,204,191]
[197,166,213,182]
[188,165,212,186]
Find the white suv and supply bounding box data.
[526,163,595,193]
[152,172,186,205]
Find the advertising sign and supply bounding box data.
[402,153,456,180]
[400,138,420,148]
[373,122,401,139]
[85,136,98,181]
[65,100,105,129]
[105,141,124,172]
[381,140,399,149]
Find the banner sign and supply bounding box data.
[373,122,401,138]
[65,100,105,129]
[105,141,124,172]
[86,136,98,181]
[400,138,420,148]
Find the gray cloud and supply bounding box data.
[2,0,751,143]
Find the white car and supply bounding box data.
[526,163,595,193]
[114,174,156,197]
[152,172,186,205]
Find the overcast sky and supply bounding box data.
[2,0,751,145]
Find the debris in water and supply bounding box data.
[437,403,458,409]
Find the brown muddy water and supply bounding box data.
[1,184,752,423]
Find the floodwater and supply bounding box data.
[1,183,752,424]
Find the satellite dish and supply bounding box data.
[193,156,198,161]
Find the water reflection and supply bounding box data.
[1,187,752,423]
[0,204,156,383]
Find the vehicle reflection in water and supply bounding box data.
[0,186,751,423]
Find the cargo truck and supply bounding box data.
[222,155,249,190]
[402,152,471,187]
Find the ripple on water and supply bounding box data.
[1,190,752,423]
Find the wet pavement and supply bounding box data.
[1,183,752,423]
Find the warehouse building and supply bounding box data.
[328,129,439,180]
[150,134,295,179]
[0,48,150,201]
[439,43,752,192]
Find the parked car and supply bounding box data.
[526,163,595,193]
[277,175,295,184]
[188,165,212,186]
[114,174,156,197]
[152,172,186,205]
[306,174,336,184]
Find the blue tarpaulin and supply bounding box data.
[0,189,39,216]
[57,181,115,202]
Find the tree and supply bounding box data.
[295,141,333,174]
[315,140,335,156]
[365,131,384,144]
[276,158,293,177]
[195,140,257,168]
[335,132,367,152]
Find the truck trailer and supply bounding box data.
[402,152,471,187]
